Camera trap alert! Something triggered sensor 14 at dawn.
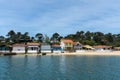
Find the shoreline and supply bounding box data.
[47,51,120,56]
[1,51,120,56]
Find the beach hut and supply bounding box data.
[27,42,39,53]
[93,45,112,51]
[73,42,83,52]
[60,39,74,52]
[12,43,26,53]
[51,44,61,53]
[41,44,51,53]
[83,45,93,50]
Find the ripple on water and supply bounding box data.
[0,55,120,80]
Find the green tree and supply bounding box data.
[35,33,43,53]
[6,30,16,44]
[104,33,113,45]
[113,34,120,47]
[93,32,105,45]
[84,31,92,40]
[31,37,35,42]
[35,33,43,43]
[0,36,5,45]
[19,32,30,43]
[44,35,50,44]
[16,32,22,43]
[51,33,61,44]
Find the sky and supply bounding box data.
[0,0,120,37]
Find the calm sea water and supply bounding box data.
[0,55,120,80]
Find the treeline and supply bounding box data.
[65,31,120,47]
[0,30,120,47]
[0,30,63,45]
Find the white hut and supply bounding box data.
[12,43,26,53]
[27,42,39,53]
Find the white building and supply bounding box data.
[27,43,39,53]
[12,44,26,53]
[41,44,51,53]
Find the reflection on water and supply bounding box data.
[0,55,120,80]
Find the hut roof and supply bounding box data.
[83,45,93,49]
[73,42,82,45]
[93,45,112,49]
[52,44,60,47]
[61,39,73,43]
[27,42,39,46]
[12,43,26,47]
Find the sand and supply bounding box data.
[46,51,120,56]
[21,51,120,56]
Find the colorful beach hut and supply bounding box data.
[27,42,39,53]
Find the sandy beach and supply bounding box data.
[46,51,120,56]
[8,51,120,56]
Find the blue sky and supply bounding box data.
[0,0,120,37]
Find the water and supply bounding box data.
[0,55,120,80]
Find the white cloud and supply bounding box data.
[0,0,120,36]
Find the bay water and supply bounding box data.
[0,55,120,80]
